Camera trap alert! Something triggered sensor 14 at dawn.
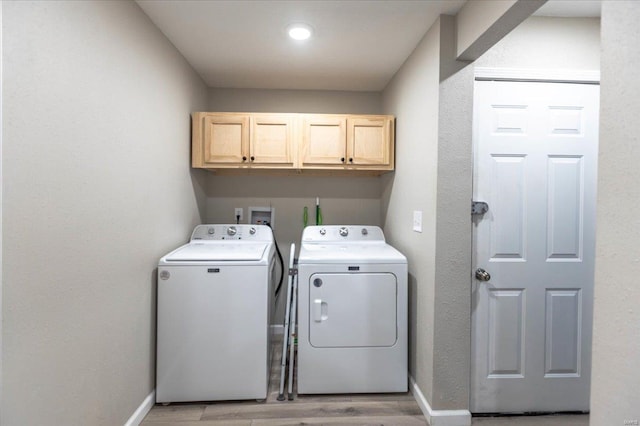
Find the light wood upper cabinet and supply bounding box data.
[301,115,348,166]
[193,113,249,166]
[301,114,394,171]
[192,112,394,174]
[251,114,295,167]
[348,116,393,167]
[193,112,294,169]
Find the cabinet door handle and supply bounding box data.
[349,158,353,163]
[242,156,247,161]
[250,156,255,161]
[341,157,345,163]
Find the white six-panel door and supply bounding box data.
[471,80,599,413]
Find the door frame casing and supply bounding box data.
[470,67,601,412]
[474,67,600,84]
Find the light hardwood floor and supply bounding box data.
[141,337,589,426]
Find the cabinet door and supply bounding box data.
[347,116,393,168]
[250,114,294,167]
[199,113,249,166]
[301,115,347,167]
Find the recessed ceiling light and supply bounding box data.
[287,24,313,41]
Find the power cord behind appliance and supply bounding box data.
[266,222,285,299]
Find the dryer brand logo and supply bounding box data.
[348,266,360,271]
[208,268,220,273]
[159,270,170,280]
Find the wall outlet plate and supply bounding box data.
[413,210,422,233]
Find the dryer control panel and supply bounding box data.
[301,225,385,243]
[190,224,274,241]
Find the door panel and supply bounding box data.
[487,289,526,377]
[308,273,396,348]
[471,80,598,413]
[547,156,584,260]
[544,289,582,377]
[490,155,527,260]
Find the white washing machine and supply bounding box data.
[297,225,408,394]
[156,224,276,403]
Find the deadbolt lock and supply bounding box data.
[472,201,489,216]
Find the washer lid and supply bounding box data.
[298,242,406,264]
[164,242,269,262]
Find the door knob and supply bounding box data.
[475,268,491,282]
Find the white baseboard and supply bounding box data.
[409,376,471,426]
[124,390,155,426]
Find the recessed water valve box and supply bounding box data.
[249,206,275,228]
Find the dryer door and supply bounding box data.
[308,273,397,348]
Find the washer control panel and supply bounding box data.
[190,224,272,241]
[302,225,385,242]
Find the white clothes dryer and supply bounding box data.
[156,224,276,403]
[297,225,408,394]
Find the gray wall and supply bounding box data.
[591,2,640,424]
[2,2,208,425]
[204,88,385,323]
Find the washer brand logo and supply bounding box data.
[208,268,220,273]
[348,266,360,271]
[159,270,170,280]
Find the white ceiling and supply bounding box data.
[136,0,601,92]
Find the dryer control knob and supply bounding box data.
[319,228,326,236]
[208,227,215,235]
[361,228,368,236]
[339,227,349,237]
[249,227,256,235]
[227,226,237,236]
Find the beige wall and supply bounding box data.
[381,18,441,403]
[0,1,4,413]
[2,2,208,425]
[432,15,475,410]
[591,2,640,424]
[475,16,600,69]
[204,88,384,322]
[208,88,382,114]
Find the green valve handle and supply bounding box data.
[303,206,308,227]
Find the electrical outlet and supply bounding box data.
[413,210,422,233]
[234,208,243,221]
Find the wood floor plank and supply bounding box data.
[141,421,251,426]
[472,415,589,426]
[201,400,422,420]
[251,415,429,425]
[140,404,206,422]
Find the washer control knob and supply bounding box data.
[249,227,257,235]
[361,228,368,236]
[227,226,237,236]
[207,227,215,235]
[339,227,349,237]
[319,228,326,236]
